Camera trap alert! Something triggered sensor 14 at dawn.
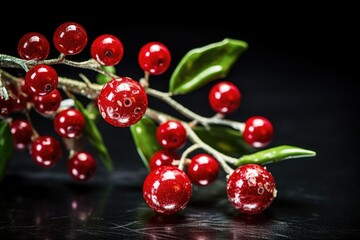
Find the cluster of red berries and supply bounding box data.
[1,21,278,216]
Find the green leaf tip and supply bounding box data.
[169,38,248,95]
[236,145,316,166]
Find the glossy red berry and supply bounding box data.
[25,64,58,96]
[186,153,220,186]
[243,116,274,148]
[97,77,148,127]
[67,151,96,181]
[149,149,179,171]
[208,81,241,114]
[227,164,277,215]
[30,136,62,167]
[138,42,171,75]
[33,89,62,115]
[10,119,33,150]
[53,108,85,139]
[143,166,192,215]
[17,32,50,60]
[53,22,87,55]
[91,34,124,66]
[156,120,187,150]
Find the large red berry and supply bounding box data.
[25,64,58,96]
[156,120,187,150]
[186,153,220,186]
[243,116,274,148]
[227,164,277,215]
[33,89,62,115]
[30,136,62,167]
[138,42,171,75]
[67,151,96,181]
[208,81,241,114]
[53,108,85,139]
[97,77,148,127]
[149,149,179,171]
[53,22,87,55]
[17,32,50,60]
[10,119,33,150]
[143,166,192,215]
[91,34,124,66]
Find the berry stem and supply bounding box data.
[178,144,200,170]
[24,110,39,139]
[146,88,245,132]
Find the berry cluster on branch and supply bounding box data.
[0,21,316,215]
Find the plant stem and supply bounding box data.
[146,88,245,132]
[178,144,200,170]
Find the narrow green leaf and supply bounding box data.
[130,116,162,171]
[169,38,248,94]
[193,126,255,158]
[74,99,114,171]
[0,120,13,180]
[86,102,100,121]
[96,65,116,85]
[236,145,316,166]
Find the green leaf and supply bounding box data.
[96,65,116,85]
[169,38,248,94]
[193,126,255,158]
[236,145,316,166]
[74,99,114,171]
[0,120,13,181]
[86,102,100,121]
[130,116,162,171]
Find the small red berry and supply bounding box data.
[91,34,124,66]
[243,116,274,148]
[0,95,17,117]
[30,136,62,167]
[97,77,148,127]
[33,89,62,115]
[149,149,179,171]
[138,42,171,75]
[10,119,33,150]
[67,151,96,181]
[208,81,241,114]
[25,64,58,96]
[143,166,192,215]
[227,164,277,215]
[156,120,187,150]
[186,153,220,186]
[17,32,50,60]
[53,108,85,139]
[53,22,87,55]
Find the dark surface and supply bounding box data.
[1,8,359,239]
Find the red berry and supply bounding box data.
[97,77,148,127]
[10,119,33,150]
[17,32,50,60]
[25,64,58,96]
[149,149,179,171]
[143,166,192,215]
[138,42,171,75]
[53,22,87,55]
[33,89,62,115]
[53,108,85,139]
[67,151,96,181]
[186,153,220,186]
[226,164,277,215]
[156,120,187,150]
[91,34,124,66]
[243,116,274,148]
[0,95,17,117]
[30,136,62,167]
[208,81,241,114]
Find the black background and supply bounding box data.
[1,5,359,239]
